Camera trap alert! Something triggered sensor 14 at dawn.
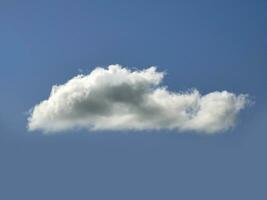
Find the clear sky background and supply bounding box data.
[0,0,266,199]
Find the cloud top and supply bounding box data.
[28,65,249,134]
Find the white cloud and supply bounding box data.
[28,65,249,134]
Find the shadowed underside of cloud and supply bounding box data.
[28,65,249,134]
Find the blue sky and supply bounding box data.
[0,0,267,199]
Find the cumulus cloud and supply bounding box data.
[28,65,249,134]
